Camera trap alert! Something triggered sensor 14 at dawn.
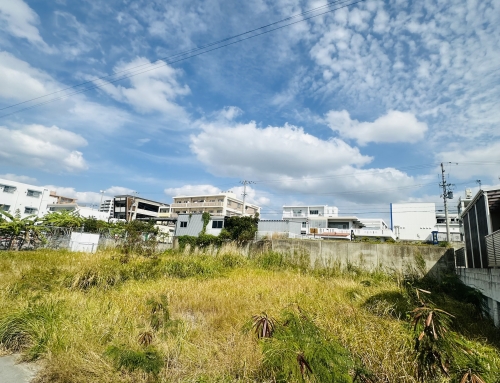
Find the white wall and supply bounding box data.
[0,178,56,219]
[391,203,436,241]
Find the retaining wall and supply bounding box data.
[268,239,455,278]
[456,268,500,326]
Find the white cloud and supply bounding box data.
[0,51,58,101]
[105,186,136,195]
[43,185,135,205]
[437,142,500,182]
[191,121,371,178]
[164,183,271,208]
[0,124,88,172]
[305,0,500,144]
[326,110,428,145]
[189,119,419,204]
[97,57,190,117]
[0,0,51,51]
[0,173,37,184]
[164,184,223,197]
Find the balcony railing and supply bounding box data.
[171,202,224,208]
[315,228,395,238]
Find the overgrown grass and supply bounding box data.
[0,247,499,382]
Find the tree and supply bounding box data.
[0,210,45,250]
[219,213,259,242]
[42,210,83,228]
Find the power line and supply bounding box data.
[0,0,364,119]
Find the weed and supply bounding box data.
[0,299,62,361]
[105,345,164,374]
[258,307,354,382]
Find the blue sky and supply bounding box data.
[0,0,499,220]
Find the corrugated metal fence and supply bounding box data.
[485,229,500,268]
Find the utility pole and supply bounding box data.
[440,163,454,242]
[99,190,104,211]
[240,180,254,216]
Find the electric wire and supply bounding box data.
[0,0,364,119]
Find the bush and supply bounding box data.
[105,345,164,374]
[259,308,354,382]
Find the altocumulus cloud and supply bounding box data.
[0,124,88,172]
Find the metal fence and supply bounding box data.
[485,229,500,268]
[455,247,466,267]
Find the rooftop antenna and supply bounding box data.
[476,179,482,190]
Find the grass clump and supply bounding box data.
[0,299,62,361]
[105,345,164,374]
[257,307,354,382]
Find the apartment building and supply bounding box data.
[390,202,462,242]
[282,205,339,234]
[171,191,260,217]
[112,195,169,221]
[281,204,395,240]
[0,178,56,218]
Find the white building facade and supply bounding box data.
[0,178,57,218]
[390,202,462,242]
[171,192,260,217]
[282,205,395,240]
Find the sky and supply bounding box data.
[0,0,499,221]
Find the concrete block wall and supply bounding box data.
[269,240,455,278]
[456,268,500,326]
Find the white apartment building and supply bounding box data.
[171,191,260,217]
[99,199,114,219]
[47,203,110,221]
[390,202,462,242]
[0,178,57,218]
[282,205,395,239]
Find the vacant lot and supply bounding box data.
[0,247,499,382]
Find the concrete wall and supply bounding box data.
[269,239,455,278]
[456,268,500,326]
[258,220,302,235]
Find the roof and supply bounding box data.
[114,195,169,206]
[460,187,500,217]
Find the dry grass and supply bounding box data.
[0,249,498,382]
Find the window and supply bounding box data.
[302,222,307,228]
[0,204,10,211]
[212,220,223,229]
[27,189,41,197]
[24,207,38,214]
[310,210,319,215]
[1,185,16,193]
[180,221,187,227]
[159,208,169,213]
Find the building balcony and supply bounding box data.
[315,228,395,239]
[171,202,224,208]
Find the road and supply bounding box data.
[0,355,38,383]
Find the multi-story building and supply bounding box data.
[170,191,260,217]
[47,203,110,221]
[99,199,114,219]
[282,205,339,234]
[112,195,169,221]
[0,178,57,218]
[281,205,395,240]
[390,202,462,242]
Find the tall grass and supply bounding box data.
[0,248,499,382]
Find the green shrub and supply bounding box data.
[105,345,164,374]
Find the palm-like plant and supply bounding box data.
[252,312,276,338]
[0,210,45,250]
[411,288,455,381]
